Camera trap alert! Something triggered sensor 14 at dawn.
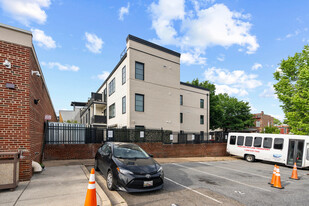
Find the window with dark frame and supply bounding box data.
[263,137,272,148]
[254,137,262,147]
[122,96,126,114]
[180,95,183,105]
[109,103,115,119]
[135,94,144,112]
[122,66,126,84]
[180,113,183,123]
[200,115,204,124]
[274,138,284,150]
[230,136,236,145]
[200,99,204,108]
[237,136,244,145]
[108,78,115,96]
[135,62,144,80]
[245,136,253,146]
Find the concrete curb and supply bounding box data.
[81,165,112,206]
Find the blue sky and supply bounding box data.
[1,0,309,121]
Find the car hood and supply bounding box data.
[114,157,158,174]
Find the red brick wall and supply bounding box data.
[0,40,56,181]
[43,143,228,160]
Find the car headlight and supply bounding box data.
[157,166,163,173]
[117,167,133,175]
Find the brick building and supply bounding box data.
[0,24,56,181]
[252,111,274,133]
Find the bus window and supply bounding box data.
[237,136,244,146]
[274,138,284,150]
[263,138,272,148]
[230,136,236,145]
[254,137,262,147]
[245,136,253,146]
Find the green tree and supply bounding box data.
[273,118,282,126]
[189,79,221,129]
[263,126,280,134]
[216,93,254,132]
[274,45,309,135]
[189,79,253,131]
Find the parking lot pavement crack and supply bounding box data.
[173,163,272,192]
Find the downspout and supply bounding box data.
[206,93,209,141]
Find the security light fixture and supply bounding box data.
[31,70,41,77]
[3,59,11,69]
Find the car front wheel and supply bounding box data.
[107,171,115,191]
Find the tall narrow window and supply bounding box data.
[103,88,107,102]
[200,115,204,124]
[109,103,115,119]
[122,96,126,114]
[135,94,144,112]
[180,113,183,123]
[135,62,144,80]
[200,99,204,108]
[180,95,183,105]
[122,66,126,84]
[108,78,115,96]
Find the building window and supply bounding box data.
[200,115,204,124]
[180,113,183,123]
[109,78,115,96]
[109,103,115,119]
[256,121,260,127]
[122,66,126,85]
[135,94,144,112]
[122,96,126,114]
[200,99,204,108]
[135,62,144,80]
[180,95,183,105]
[103,88,107,102]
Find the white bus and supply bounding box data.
[226,133,309,168]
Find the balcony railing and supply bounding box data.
[92,115,107,124]
[91,92,103,102]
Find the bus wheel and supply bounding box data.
[245,155,255,162]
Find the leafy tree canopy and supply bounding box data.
[274,45,309,135]
[263,126,280,134]
[273,118,282,125]
[189,79,253,132]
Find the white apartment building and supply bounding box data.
[79,35,210,135]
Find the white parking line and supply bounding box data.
[165,177,223,204]
[197,162,270,179]
[173,163,271,192]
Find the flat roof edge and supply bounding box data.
[0,23,32,35]
[127,35,181,57]
[180,82,210,91]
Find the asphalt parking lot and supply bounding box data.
[115,160,309,206]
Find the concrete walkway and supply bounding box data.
[0,165,103,206]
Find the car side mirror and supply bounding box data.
[148,154,154,158]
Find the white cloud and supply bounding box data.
[85,32,104,54]
[149,1,259,64]
[217,54,225,62]
[97,71,110,80]
[181,51,206,65]
[0,0,51,26]
[44,62,79,72]
[277,29,301,41]
[203,67,262,96]
[31,29,56,49]
[260,82,277,99]
[119,3,130,21]
[251,63,262,70]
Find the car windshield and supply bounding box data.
[113,144,150,159]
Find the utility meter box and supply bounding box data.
[0,152,20,190]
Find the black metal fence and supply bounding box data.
[45,123,227,144]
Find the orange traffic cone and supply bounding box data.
[84,168,97,206]
[290,162,299,180]
[269,165,277,185]
[271,166,284,189]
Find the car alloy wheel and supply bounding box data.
[107,171,114,190]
